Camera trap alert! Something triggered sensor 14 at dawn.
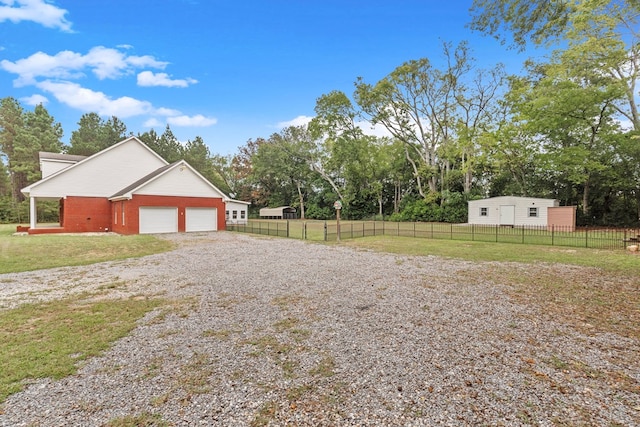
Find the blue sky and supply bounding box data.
[0,0,528,156]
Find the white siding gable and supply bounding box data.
[27,138,167,198]
[40,159,76,179]
[135,164,224,198]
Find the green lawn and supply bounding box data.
[0,296,164,403]
[340,235,640,275]
[0,224,175,274]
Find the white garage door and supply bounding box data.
[185,207,217,232]
[139,207,178,234]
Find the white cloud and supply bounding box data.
[143,114,218,128]
[143,118,163,128]
[0,46,169,86]
[167,114,217,127]
[276,115,314,129]
[36,80,153,117]
[20,93,48,105]
[137,71,197,88]
[356,120,393,138]
[154,107,182,116]
[0,0,72,32]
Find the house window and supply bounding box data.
[241,210,246,219]
[232,210,238,219]
[479,207,488,217]
[121,201,125,225]
[226,210,229,220]
[528,207,538,217]
[114,205,118,224]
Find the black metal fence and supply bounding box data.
[227,220,640,250]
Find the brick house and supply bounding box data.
[21,136,249,235]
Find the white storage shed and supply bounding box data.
[468,196,559,227]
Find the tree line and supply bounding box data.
[1,0,639,226]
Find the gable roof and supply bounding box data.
[109,160,231,201]
[110,162,177,199]
[22,137,168,197]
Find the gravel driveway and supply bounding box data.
[0,231,638,426]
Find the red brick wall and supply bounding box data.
[117,195,226,235]
[61,196,112,232]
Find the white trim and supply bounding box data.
[30,197,36,229]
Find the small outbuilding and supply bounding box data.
[259,206,297,220]
[468,196,576,230]
[226,200,250,225]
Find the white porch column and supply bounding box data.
[30,197,36,229]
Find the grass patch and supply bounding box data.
[310,355,336,378]
[251,401,279,427]
[105,412,169,427]
[0,225,175,274]
[0,295,163,403]
[341,235,640,274]
[178,352,214,395]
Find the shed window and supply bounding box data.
[479,207,488,217]
[232,210,238,219]
[528,207,538,217]
[226,210,229,220]
[241,210,246,219]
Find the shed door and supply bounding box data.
[499,205,515,226]
[186,207,217,232]
[139,207,178,234]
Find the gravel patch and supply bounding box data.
[0,231,638,426]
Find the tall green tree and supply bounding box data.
[0,99,63,203]
[14,104,64,184]
[355,42,485,198]
[0,97,25,202]
[68,113,127,156]
[470,0,639,131]
[182,136,229,191]
[310,90,391,217]
[251,126,315,218]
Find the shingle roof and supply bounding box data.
[39,151,87,162]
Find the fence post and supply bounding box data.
[397,221,400,236]
[430,222,434,239]
[324,221,327,241]
[351,223,353,238]
[522,226,525,244]
[495,224,498,242]
[450,223,453,240]
[585,227,589,248]
[304,222,307,240]
[362,222,365,237]
[414,221,416,238]
[287,220,289,238]
[472,223,475,242]
[552,225,554,246]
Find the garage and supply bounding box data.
[185,207,217,232]
[139,207,178,234]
